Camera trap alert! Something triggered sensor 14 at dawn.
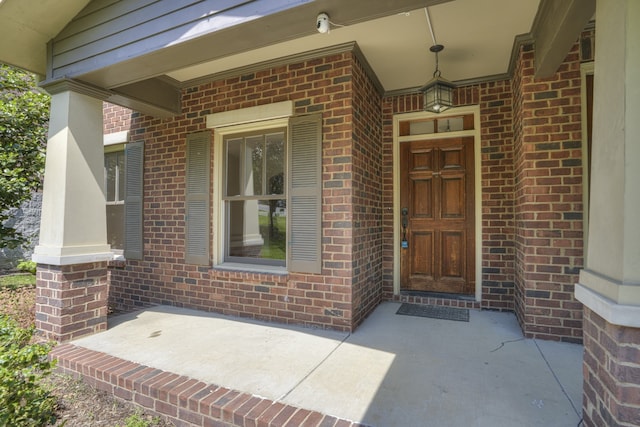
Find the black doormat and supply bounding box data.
[396,303,469,322]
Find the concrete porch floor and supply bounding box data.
[57,302,583,426]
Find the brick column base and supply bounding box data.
[35,262,109,342]
[582,307,640,426]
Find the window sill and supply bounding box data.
[213,262,288,276]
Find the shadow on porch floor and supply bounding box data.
[51,302,583,427]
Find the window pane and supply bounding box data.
[117,151,125,201]
[245,136,263,196]
[105,153,117,202]
[106,204,124,249]
[266,133,285,195]
[226,138,242,196]
[227,199,286,263]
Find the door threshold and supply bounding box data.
[400,290,476,302]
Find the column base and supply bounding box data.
[33,244,113,266]
[36,262,109,342]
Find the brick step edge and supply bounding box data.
[50,344,369,427]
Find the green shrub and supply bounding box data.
[0,315,57,426]
[16,260,37,275]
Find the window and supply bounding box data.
[104,148,125,251]
[223,129,286,266]
[103,138,144,260]
[189,109,322,273]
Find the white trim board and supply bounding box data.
[575,283,640,328]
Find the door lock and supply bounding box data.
[401,207,409,248]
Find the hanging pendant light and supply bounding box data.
[420,44,455,113]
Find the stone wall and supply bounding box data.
[0,192,42,270]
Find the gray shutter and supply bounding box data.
[124,141,143,260]
[185,131,211,265]
[288,114,322,274]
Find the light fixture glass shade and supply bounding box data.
[420,76,455,113]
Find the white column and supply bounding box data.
[576,0,640,325]
[33,87,112,265]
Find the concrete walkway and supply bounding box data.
[71,302,583,427]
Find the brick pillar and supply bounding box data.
[35,262,108,342]
[582,308,640,426]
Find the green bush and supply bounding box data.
[0,315,57,426]
[16,260,37,275]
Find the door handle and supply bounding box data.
[401,207,409,228]
[401,207,409,248]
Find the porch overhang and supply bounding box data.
[0,0,592,118]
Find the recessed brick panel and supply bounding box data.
[512,31,592,342]
[106,51,385,332]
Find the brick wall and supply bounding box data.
[582,308,640,426]
[103,102,132,133]
[36,262,108,341]
[380,80,515,312]
[107,50,386,331]
[103,41,589,341]
[350,54,384,327]
[512,35,588,343]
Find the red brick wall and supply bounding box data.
[350,54,384,327]
[107,51,386,331]
[103,102,132,133]
[36,262,108,342]
[582,308,640,426]
[103,42,588,341]
[381,80,515,311]
[512,37,587,343]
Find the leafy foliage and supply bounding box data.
[0,64,49,249]
[16,260,37,275]
[0,315,57,426]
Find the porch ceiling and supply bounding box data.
[167,0,541,92]
[0,0,539,91]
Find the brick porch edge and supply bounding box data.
[51,344,368,427]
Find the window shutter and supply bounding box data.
[185,131,211,265]
[288,114,322,274]
[124,141,143,260]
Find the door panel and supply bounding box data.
[441,176,464,218]
[411,231,434,278]
[400,137,475,294]
[441,231,465,279]
[412,179,434,218]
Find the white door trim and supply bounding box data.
[392,105,482,301]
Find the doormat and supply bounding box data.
[396,303,469,322]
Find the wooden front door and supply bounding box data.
[400,137,475,294]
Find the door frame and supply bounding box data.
[393,105,482,301]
